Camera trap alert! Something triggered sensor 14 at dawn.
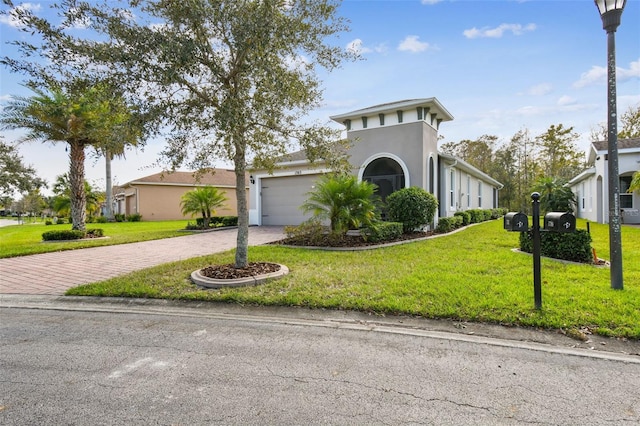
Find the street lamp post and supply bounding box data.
[594,0,625,290]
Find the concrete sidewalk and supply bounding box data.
[0,226,286,295]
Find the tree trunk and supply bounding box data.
[69,140,87,231]
[234,146,249,268]
[105,150,114,221]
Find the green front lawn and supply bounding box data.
[67,220,640,339]
[0,220,193,258]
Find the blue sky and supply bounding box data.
[1,0,639,195]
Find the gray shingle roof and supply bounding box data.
[592,137,640,151]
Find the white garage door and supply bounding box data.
[261,174,321,226]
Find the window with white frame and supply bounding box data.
[581,183,586,210]
[620,176,633,209]
[450,169,455,208]
[466,176,471,207]
[478,181,482,207]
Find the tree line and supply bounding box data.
[440,105,640,213]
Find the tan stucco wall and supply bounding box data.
[126,185,247,221]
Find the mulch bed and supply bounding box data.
[270,231,432,248]
[200,262,281,279]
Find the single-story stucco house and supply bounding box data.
[248,98,503,227]
[567,137,640,224]
[114,169,248,221]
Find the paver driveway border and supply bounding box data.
[0,226,286,296]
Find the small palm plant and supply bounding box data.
[180,186,228,228]
[301,174,380,236]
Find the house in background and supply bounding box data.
[567,138,640,224]
[248,98,503,226]
[115,169,247,221]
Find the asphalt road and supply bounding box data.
[2,299,639,425]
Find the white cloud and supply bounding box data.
[573,58,640,88]
[398,35,431,53]
[346,39,372,55]
[463,23,536,39]
[557,95,576,106]
[528,83,553,96]
[0,2,42,28]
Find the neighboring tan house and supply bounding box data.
[115,169,248,221]
[567,138,640,224]
[248,98,503,226]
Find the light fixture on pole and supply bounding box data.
[594,0,626,290]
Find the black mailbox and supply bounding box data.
[543,212,576,233]
[504,212,528,232]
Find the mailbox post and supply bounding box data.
[504,195,576,310]
[531,193,542,310]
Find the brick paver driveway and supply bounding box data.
[0,227,286,295]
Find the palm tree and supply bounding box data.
[301,174,380,236]
[50,174,103,221]
[630,171,640,193]
[532,177,576,214]
[180,186,228,228]
[0,82,141,231]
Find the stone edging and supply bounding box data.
[177,226,238,233]
[510,248,609,268]
[41,236,111,243]
[276,221,484,252]
[191,264,290,289]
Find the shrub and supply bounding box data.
[491,208,507,219]
[436,216,463,233]
[454,211,471,226]
[365,221,403,243]
[114,214,125,222]
[45,220,53,226]
[221,216,238,227]
[42,230,85,241]
[86,228,104,238]
[519,229,592,263]
[386,187,438,233]
[211,216,238,227]
[126,213,142,222]
[56,218,66,225]
[284,219,326,246]
[95,216,108,223]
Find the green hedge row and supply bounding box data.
[42,228,104,241]
[436,208,506,233]
[519,229,592,263]
[365,221,404,243]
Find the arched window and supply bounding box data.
[362,157,406,202]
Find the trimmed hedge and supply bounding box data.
[386,187,438,233]
[437,208,502,234]
[454,211,471,226]
[42,228,104,241]
[519,229,593,263]
[193,216,238,228]
[365,221,404,243]
[436,216,463,233]
[42,230,85,241]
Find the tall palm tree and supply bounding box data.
[180,186,228,228]
[0,82,141,231]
